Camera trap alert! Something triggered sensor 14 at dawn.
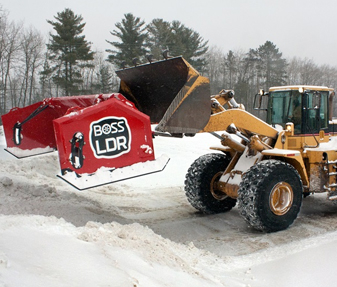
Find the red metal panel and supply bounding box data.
[53,95,155,175]
[1,94,122,155]
[2,101,57,151]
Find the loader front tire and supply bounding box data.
[185,153,236,214]
[238,160,303,232]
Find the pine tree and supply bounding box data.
[146,19,173,60]
[97,64,114,93]
[107,15,209,70]
[169,21,208,71]
[44,8,94,96]
[106,13,148,68]
[145,20,209,71]
[249,41,287,89]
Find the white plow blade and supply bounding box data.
[57,155,170,190]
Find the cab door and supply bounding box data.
[302,91,329,134]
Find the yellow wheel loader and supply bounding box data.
[119,57,337,232]
[2,55,336,232]
[170,85,336,232]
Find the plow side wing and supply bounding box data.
[2,101,56,157]
[116,57,212,134]
[1,95,110,157]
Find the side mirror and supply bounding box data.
[254,89,269,111]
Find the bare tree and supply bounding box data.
[204,46,225,94]
[17,27,45,106]
[0,11,23,114]
[79,50,117,94]
[298,58,319,85]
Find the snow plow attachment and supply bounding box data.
[1,56,211,189]
[117,56,211,134]
[1,94,168,190]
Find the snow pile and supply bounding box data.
[0,215,229,287]
[1,125,337,286]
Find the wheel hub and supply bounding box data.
[269,182,294,216]
[210,172,229,200]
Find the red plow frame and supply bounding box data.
[1,93,168,189]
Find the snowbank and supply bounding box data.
[1,125,337,287]
[0,215,227,287]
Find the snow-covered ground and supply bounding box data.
[1,125,337,286]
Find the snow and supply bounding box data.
[59,154,170,190]
[6,146,55,158]
[1,125,337,286]
[262,148,301,156]
[305,136,337,152]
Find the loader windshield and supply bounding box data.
[267,90,301,132]
[267,89,329,134]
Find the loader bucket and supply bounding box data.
[116,56,211,134]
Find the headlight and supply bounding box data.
[285,122,294,135]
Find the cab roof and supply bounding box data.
[269,85,334,92]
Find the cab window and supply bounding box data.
[303,91,328,132]
[267,91,291,128]
[267,89,329,134]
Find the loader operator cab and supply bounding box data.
[258,86,330,135]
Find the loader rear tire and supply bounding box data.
[238,160,303,232]
[185,153,236,214]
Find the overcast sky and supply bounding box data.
[1,0,337,66]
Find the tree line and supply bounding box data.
[1,7,337,122]
[205,44,337,112]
